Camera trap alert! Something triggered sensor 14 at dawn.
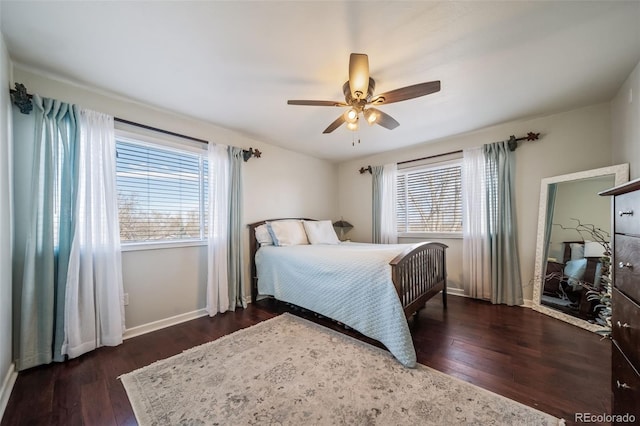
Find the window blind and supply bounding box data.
[116,139,208,243]
[397,162,462,233]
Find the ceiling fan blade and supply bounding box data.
[369,108,400,130]
[323,115,346,134]
[370,81,441,105]
[288,100,347,107]
[348,53,369,100]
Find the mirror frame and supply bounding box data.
[532,164,629,332]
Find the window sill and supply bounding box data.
[121,240,207,252]
[398,232,463,240]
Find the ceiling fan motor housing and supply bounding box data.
[343,78,376,111]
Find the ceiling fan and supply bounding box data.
[287,53,441,134]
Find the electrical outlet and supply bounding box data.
[124,293,129,306]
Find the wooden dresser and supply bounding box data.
[601,178,640,421]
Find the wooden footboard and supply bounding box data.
[390,242,448,318]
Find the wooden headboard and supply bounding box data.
[247,218,314,303]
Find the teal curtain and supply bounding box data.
[543,184,557,262]
[17,96,80,370]
[484,141,523,306]
[228,146,246,309]
[371,166,383,243]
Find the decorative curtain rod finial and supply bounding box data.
[526,132,540,141]
[11,83,33,115]
[508,131,540,151]
[359,165,372,174]
[243,147,262,162]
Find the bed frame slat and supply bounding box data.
[389,242,448,317]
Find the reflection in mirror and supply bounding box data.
[532,164,629,332]
[542,176,612,321]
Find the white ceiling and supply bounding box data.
[2,1,639,162]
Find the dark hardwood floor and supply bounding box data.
[2,295,611,426]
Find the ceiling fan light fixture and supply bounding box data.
[363,108,378,125]
[346,121,359,131]
[344,108,359,123]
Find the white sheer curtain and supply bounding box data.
[372,163,398,244]
[462,147,491,299]
[207,143,230,315]
[64,109,124,358]
[380,163,398,244]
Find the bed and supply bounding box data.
[248,218,448,367]
[543,240,604,319]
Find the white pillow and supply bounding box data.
[583,241,605,258]
[267,220,309,246]
[255,224,273,246]
[303,220,340,245]
[569,243,584,260]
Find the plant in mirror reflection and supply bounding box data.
[552,218,612,338]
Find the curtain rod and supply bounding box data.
[358,132,540,174]
[114,117,209,144]
[10,82,262,161]
[116,118,262,162]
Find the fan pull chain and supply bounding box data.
[351,128,361,146]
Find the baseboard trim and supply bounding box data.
[124,309,208,340]
[0,362,17,421]
[445,289,533,309]
[446,287,466,297]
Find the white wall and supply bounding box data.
[11,66,338,330]
[337,103,614,301]
[547,176,614,261]
[0,35,17,418]
[612,60,640,180]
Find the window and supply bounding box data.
[115,133,208,245]
[396,160,462,235]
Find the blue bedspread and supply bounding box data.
[256,242,416,367]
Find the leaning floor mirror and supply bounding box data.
[532,164,629,332]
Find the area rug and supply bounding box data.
[120,313,562,425]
